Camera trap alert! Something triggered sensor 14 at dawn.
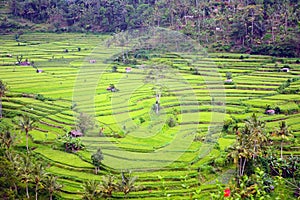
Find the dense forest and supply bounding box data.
[1,0,299,57]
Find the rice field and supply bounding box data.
[0,32,299,199]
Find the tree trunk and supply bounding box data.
[49,192,53,200]
[0,95,2,118]
[241,158,247,176]
[36,183,38,200]
[284,13,288,34]
[14,183,18,195]
[281,141,283,159]
[26,131,29,152]
[26,182,29,199]
[239,158,243,176]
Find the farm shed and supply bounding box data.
[69,130,83,137]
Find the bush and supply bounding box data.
[214,157,226,167]
[226,72,232,80]
[199,164,215,174]
[35,94,46,101]
[167,117,176,127]
[139,117,145,124]
[251,42,297,57]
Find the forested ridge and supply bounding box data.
[1,0,300,56]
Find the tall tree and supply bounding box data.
[117,171,139,198]
[31,162,47,200]
[245,113,268,159]
[82,180,101,200]
[91,148,104,174]
[227,114,269,178]
[0,155,19,198]
[43,174,62,200]
[99,174,117,198]
[76,112,94,135]
[0,119,17,150]
[17,153,33,199]
[275,121,293,159]
[17,114,37,152]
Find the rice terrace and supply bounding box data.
[0,0,300,200]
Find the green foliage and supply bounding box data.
[35,94,46,101]
[0,30,300,199]
[117,171,140,197]
[139,117,145,124]
[99,174,117,198]
[56,133,85,152]
[167,116,176,127]
[211,168,288,200]
[277,77,300,94]
[226,72,232,80]
[91,148,104,174]
[82,180,101,200]
[4,1,300,57]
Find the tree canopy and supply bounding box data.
[2,0,299,56]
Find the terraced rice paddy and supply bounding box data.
[0,32,299,199]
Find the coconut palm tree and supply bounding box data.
[0,80,8,118]
[99,174,117,198]
[227,135,252,178]
[43,174,62,200]
[0,130,17,150]
[17,114,37,152]
[31,162,47,200]
[117,171,139,198]
[17,153,33,199]
[276,121,293,159]
[82,180,101,200]
[0,119,17,150]
[245,114,268,159]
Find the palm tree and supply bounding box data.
[99,174,117,198]
[0,80,8,118]
[44,175,62,200]
[3,150,21,195]
[31,162,47,200]
[245,114,268,159]
[17,114,37,152]
[18,153,33,199]
[117,172,139,198]
[44,174,62,200]
[82,180,100,200]
[0,119,17,150]
[227,135,252,177]
[1,130,17,150]
[276,121,293,159]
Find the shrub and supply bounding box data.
[167,117,176,127]
[199,164,215,174]
[35,94,46,101]
[139,117,145,124]
[214,157,226,167]
[226,72,232,80]
[275,107,281,114]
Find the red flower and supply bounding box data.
[224,188,230,197]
